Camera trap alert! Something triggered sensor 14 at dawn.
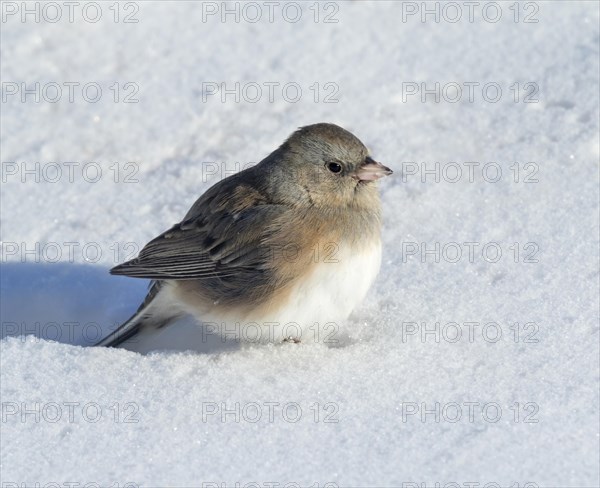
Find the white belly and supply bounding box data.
[266,241,382,341]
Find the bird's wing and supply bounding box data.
[110,179,290,280]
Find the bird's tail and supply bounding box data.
[95,281,178,347]
[95,311,145,347]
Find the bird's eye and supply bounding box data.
[327,162,342,174]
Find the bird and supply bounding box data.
[96,123,392,348]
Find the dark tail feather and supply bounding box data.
[95,281,164,348]
[95,312,145,347]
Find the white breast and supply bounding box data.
[258,240,383,342]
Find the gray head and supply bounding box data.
[268,123,392,208]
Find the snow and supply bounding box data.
[1,1,599,486]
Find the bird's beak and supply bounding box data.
[353,156,393,181]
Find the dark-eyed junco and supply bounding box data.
[96,123,392,347]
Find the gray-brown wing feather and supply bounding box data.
[110,186,289,280]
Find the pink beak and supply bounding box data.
[353,157,393,181]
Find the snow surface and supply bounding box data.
[1,1,599,486]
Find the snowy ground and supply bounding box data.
[1,1,599,486]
